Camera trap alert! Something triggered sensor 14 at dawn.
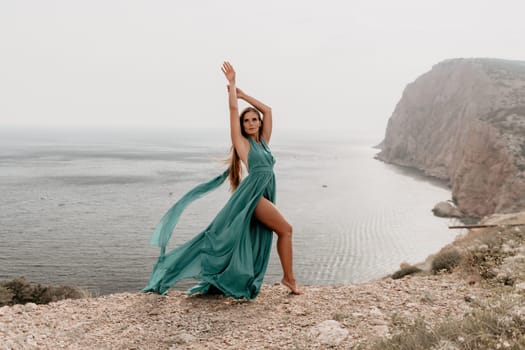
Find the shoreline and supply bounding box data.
[2,211,524,349]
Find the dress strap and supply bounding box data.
[149,169,229,257]
[247,136,265,147]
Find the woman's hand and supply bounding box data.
[221,61,236,83]
[236,87,246,99]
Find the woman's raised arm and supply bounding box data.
[222,62,249,162]
[237,88,273,143]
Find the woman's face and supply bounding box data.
[242,111,261,136]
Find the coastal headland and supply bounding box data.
[377,58,525,218]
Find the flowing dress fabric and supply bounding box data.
[143,137,276,299]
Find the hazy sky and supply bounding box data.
[1,0,524,137]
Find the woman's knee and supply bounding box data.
[278,222,293,238]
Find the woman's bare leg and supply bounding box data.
[254,197,303,294]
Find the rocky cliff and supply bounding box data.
[377,58,525,217]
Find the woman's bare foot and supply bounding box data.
[281,278,303,295]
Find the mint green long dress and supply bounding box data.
[143,137,276,299]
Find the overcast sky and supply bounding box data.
[1,0,524,137]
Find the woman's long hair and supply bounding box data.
[228,107,263,191]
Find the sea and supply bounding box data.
[0,127,463,295]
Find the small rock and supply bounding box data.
[173,332,196,345]
[432,201,463,218]
[477,244,489,253]
[310,320,349,347]
[515,282,525,291]
[464,295,476,303]
[0,305,11,316]
[2,314,14,323]
[496,272,515,286]
[25,303,38,312]
[434,340,460,350]
[369,307,384,317]
[11,305,24,314]
[507,254,525,263]
[501,244,513,254]
[372,325,389,337]
[25,335,37,347]
[399,261,411,269]
[290,305,308,316]
[369,318,388,326]
[511,306,525,321]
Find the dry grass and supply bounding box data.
[369,294,525,350]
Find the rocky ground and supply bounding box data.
[1,212,525,350]
[0,276,492,350]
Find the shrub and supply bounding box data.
[2,277,35,305]
[0,285,14,306]
[37,285,89,304]
[0,277,89,306]
[392,266,422,279]
[431,249,462,273]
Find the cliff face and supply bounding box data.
[377,58,525,217]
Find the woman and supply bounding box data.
[142,62,301,299]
